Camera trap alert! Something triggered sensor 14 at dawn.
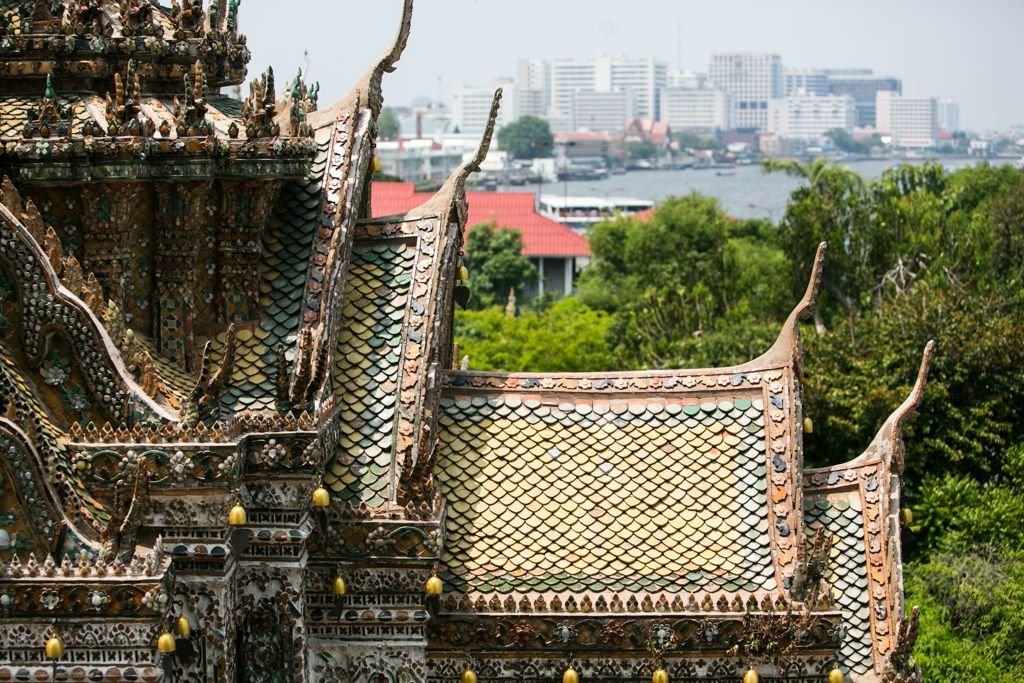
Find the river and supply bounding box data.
[524,158,1005,221]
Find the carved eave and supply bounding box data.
[0,1,250,92]
[0,545,173,680]
[288,0,415,412]
[0,545,172,618]
[0,199,176,422]
[802,342,933,681]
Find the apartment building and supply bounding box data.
[708,53,784,130]
[876,91,937,147]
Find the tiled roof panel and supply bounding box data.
[804,490,874,678]
[436,392,777,598]
[324,240,416,506]
[0,94,93,140]
[215,138,327,414]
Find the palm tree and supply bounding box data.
[761,157,865,194]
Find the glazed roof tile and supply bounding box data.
[324,240,417,506]
[209,136,327,414]
[803,486,874,678]
[435,389,778,601]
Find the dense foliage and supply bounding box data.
[454,161,1024,678]
[462,221,537,308]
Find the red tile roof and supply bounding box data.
[371,182,592,257]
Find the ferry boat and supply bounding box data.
[538,194,654,232]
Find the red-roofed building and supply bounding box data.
[372,182,591,297]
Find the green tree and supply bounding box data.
[577,194,791,369]
[626,140,658,160]
[496,116,553,159]
[378,107,400,140]
[673,130,722,151]
[463,221,537,307]
[455,297,612,372]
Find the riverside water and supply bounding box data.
[526,158,993,221]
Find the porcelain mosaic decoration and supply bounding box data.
[0,1,926,681]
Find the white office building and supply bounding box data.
[876,91,937,148]
[936,99,960,133]
[516,58,552,113]
[767,94,855,141]
[661,86,732,132]
[784,68,829,97]
[708,53,783,130]
[450,81,514,133]
[543,56,667,122]
[571,90,633,133]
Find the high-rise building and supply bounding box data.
[784,68,829,97]
[609,56,668,120]
[516,58,552,113]
[546,56,667,122]
[571,90,633,133]
[825,70,902,128]
[876,91,937,147]
[708,53,784,130]
[767,94,855,141]
[661,86,732,132]
[936,99,960,133]
[451,80,514,133]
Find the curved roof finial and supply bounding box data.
[362,0,414,118]
[794,241,827,322]
[380,0,414,77]
[421,88,502,216]
[867,340,936,475]
[308,0,414,127]
[889,340,936,441]
[751,241,826,367]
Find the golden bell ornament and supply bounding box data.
[563,665,579,683]
[828,666,844,683]
[803,416,814,434]
[457,265,470,282]
[228,502,247,526]
[652,667,669,683]
[425,571,443,597]
[312,485,331,508]
[45,635,65,660]
[332,575,347,596]
[175,616,191,638]
[461,668,478,683]
[900,507,913,526]
[743,667,759,683]
[157,631,177,654]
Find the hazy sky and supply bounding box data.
[241,0,1024,132]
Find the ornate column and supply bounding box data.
[79,182,145,315]
[154,181,214,369]
[217,180,281,322]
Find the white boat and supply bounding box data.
[538,195,654,232]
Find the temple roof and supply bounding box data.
[435,388,777,599]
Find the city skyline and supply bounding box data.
[242,0,1024,132]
